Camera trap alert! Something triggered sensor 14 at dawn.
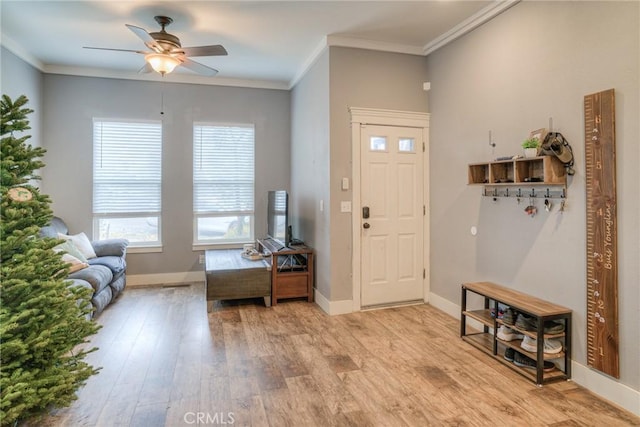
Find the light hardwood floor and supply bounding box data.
[37,283,639,426]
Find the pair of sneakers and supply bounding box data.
[504,347,556,372]
[496,325,524,342]
[520,335,563,354]
[515,313,565,334]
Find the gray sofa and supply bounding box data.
[40,217,129,316]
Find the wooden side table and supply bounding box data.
[204,249,271,311]
[256,239,314,305]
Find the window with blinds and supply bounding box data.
[93,119,162,246]
[193,123,255,244]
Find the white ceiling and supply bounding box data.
[1,1,517,90]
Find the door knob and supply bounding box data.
[363,222,370,229]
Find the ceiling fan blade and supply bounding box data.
[180,45,228,57]
[84,46,148,54]
[126,24,163,52]
[181,58,218,76]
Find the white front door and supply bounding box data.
[360,124,424,307]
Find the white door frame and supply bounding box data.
[350,107,430,312]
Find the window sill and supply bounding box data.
[127,246,163,254]
[192,242,252,252]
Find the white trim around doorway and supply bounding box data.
[349,107,430,313]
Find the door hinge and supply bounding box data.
[423,142,425,152]
[423,205,426,215]
[423,269,426,279]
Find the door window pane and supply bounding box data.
[370,136,387,151]
[399,138,415,153]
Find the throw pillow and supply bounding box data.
[54,240,89,263]
[53,242,89,272]
[61,253,89,273]
[58,232,97,259]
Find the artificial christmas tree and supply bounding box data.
[0,95,99,426]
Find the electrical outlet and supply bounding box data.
[198,254,205,264]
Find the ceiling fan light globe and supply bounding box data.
[145,53,180,75]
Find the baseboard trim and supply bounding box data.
[127,271,205,287]
[428,291,640,417]
[314,289,353,315]
[571,362,640,416]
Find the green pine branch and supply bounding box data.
[0,94,100,427]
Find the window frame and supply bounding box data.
[192,122,256,248]
[92,118,163,250]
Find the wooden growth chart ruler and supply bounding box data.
[584,88,619,378]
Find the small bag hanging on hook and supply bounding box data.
[525,197,537,217]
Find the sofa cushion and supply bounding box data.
[65,279,94,320]
[92,286,113,315]
[92,239,129,258]
[110,275,126,298]
[88,256,126,277]
[39,217,69,238]
[68,264,113,293]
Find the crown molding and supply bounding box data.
[4,1,519,91]
[288,36,330,90]
[1,34,44,71]
[288,1,518,89]
[42,64,289,90]
[423,0,521,56]
[326,35,425,57]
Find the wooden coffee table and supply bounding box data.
[204,249,271,311]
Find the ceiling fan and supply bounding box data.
[84,15,227,76]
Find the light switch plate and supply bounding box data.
[340,201,352,212]
[341,177,349,190]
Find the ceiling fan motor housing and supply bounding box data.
[151,16,181,50]
[150,32,181,50]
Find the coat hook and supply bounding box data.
[530,188,536,198]
[488,130,496,148]
[545,188,550,198]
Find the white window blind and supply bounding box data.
[193,123,255,243]
[93,120,162,245]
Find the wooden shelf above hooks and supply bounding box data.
[469,156,567,199]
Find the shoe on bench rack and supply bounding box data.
[513,351,556,372]
[521,335,563,354]
[515,314,565,334]
[515,313,536,331]
[497,325,524,342]
[502,308,516,325]
[504,347,515,362]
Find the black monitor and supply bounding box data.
[267,190,289,248]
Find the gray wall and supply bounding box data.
[426,1,639,390]
[290,47,429,302]
[290,50,331,298]
[1,47,43,148]
[328,47,429,301]
[41,74,290,275]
